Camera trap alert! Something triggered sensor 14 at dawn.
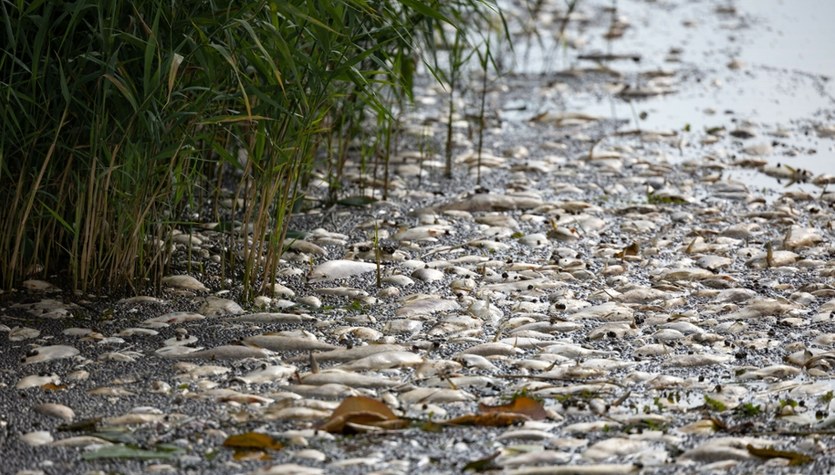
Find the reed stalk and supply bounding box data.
[0,0,504,296]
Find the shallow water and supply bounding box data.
[515,0,835,188]
[737,0,835,80]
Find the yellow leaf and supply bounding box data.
[167,53,184,102]
[446,412,530,427]
[320,396,404,434]
[222,432,282,451]
[478,395,548,421]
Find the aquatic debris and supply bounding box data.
[223,432,283,460]
[141,312,205,328]
[617,83,677,99]
[250,464,323,475]
[159,345,273,360]
[319,396,406,434]
[658,267,715,282]
[679,437,774,463]
[34,403,75,421]
[199,297,244,317]
[23,345,79,364]
[783,226,823,249]
[243,334,337,352]
[438,193,543,212]
[530,111,602,127]
[21,431,53,446]
[745,445,813,466]
[8,326,40,341]
[308,259,377,282]
[234,364,298,384]
[303,344,408,363]
[161,275,208,291]
[22,280,58,292]
[396,293,460,317]
[664,354,732,367]
[16,373,61,389]
[301,369,400,388]
[333,351,424,371]
[411,267,445,282]
[51,436,113,448]
[288,239,328,256]
[227,313,315,324]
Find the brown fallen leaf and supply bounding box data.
[223,432,282,450]
[746,444,813,466]
[320,396,407,434]
[223,432,283,461]
[231,449,271,461]
[42,382,67,391]
[478,395,548,421]
[615,242,640,259]
[57,417,101,432]
[446,412,530,427]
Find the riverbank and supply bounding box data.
[2,1,835,473]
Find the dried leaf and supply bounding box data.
[418,421,444,433]
[222,432,283,451]
[615,242,640,258]
[58,417,102,432]
[223,432,282,461]
[746,444,813,466]
[331,396,397,421]
[320,396,404,434]
[446,412,530,427]
[337,195,377,207]
[233,450,271,461]
[82,444,183,460]
[41,382,67,391]
[478,396,548,421]
[167,53,184,99]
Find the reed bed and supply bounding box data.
[0,0,503,297]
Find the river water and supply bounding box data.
[511,0,835,193]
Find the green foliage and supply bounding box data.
[735,402,762,418]
[779,398,798,409]
[0,0,502,294]
[646,192,687,205]
[703,395,727,412]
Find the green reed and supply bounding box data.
[0,0,503,297]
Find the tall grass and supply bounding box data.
[0,0,502,296]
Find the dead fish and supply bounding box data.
[308,260,377,282]
[23,345,80,364]
[234,364,298,384]
[160,345,273,360]
[227,313,315,324]
[294,344,407,363]
[243,335,337,352]
[300,369,400,388]
[334,351,424,371]
[161,275,208,291]
[34,403,75,422]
